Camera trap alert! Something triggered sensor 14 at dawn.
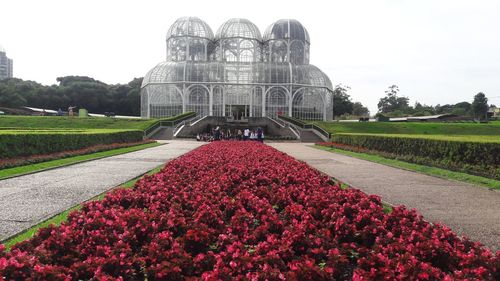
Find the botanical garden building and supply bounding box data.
[141,17,333,121]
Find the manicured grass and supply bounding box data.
[0,112,195,131]
[0,116,156,130]
[313,145,500,190]
[334,133,500,143]
[2,164,165,250]
[313,121,500,136]
[0,128,138,135]
[0,142,161,180]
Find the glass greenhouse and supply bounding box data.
[141,17,333,121]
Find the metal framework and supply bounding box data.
[141,17,333,121]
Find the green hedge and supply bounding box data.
[0,129,144,159]
[331,134,500,179]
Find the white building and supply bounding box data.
[141,17,334,121]
[0,45,13,80]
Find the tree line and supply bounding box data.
[0,76,142,116]
[0,76,492,119]
[332,84,493,120]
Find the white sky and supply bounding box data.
[1,0,499,113]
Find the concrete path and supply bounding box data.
[269,143,500,251]
[0,140,203,241]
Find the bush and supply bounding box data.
[0,129,144,159]
[329,134,500,179]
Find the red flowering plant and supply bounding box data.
[0,141,498,280]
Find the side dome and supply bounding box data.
[166,17,214,40]
[215,18,262,41]
[263,19,310,43]
[263,19,310,64]
[166,17,214,62]
[294,65,333,90]
[0,45,5,53]
[141,61,184,88]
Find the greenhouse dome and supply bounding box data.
[142,17,333,121]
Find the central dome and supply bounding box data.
[167,17,214,40]
[215,18,262,41]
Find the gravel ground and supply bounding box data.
[269,143,500,252]
[0,140,203,242]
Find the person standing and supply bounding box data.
[257,128,264,143]
[243,128,250,141]
[68,106,76,117]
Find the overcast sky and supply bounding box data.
[1,0,499,113]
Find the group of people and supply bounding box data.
[196,127,264,142]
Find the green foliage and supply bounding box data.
[314,120,500,136]
[377,85,410,114]
[472,92,489,120]
[332,84,354,117]
[331,133,500,179]
[0,76,143,116]
[0,129,144,159]
[352,102,370,117]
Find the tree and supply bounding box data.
[0,76,144,116]
[377,85,410,114]
[352,102,370,117]
[412,102,435,116]
[332,84,354,117]
[472,92,489,121]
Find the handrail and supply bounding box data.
[310,124,331,140]
[277,115,331,140]
[266,116,286,128]
[143,112,196,137]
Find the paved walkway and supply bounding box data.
[269,143,500,251]
[0,140,203,241]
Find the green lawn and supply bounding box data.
[313,145,500,190]
[2,164,165,250]
[333,133,500,143]
[0,112,194,131]
[0,116,156,130]
[0,128,138,135]
[314,121,500,136]
[0,142,161,180]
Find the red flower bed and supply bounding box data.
[0,140,156,170]
[1,141,498,280]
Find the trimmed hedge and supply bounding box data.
[331,133,500,180]
[0,129,144,159]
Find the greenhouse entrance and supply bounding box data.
[226,104,249,120]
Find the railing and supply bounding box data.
[277,115,331,140]
[143,112,197,138]
[266,116,286,128]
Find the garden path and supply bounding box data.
[269,143,500,251]
[0,140,203,242]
